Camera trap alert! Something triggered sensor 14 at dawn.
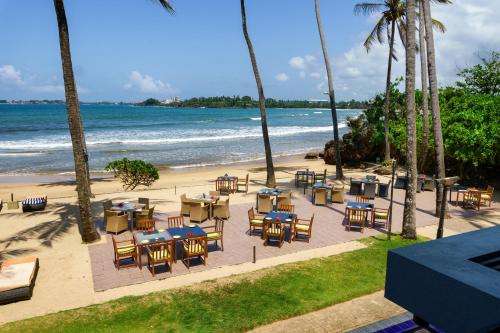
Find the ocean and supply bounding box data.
[0,104,362,174]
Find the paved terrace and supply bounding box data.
[89,187,485,292]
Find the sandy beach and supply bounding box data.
[0,154,498,326]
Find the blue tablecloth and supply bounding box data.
[346,201,374,210]
[259,188,283,196]
[167,226,206,239]
[135,230,172,245]
[265,211,296,223]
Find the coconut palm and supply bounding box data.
[402,0,418,239]
[240,0,276,187]
[52,0,174,243]
[314,0,343,179]
[421,0,447,218]
[418,0,430,172]
[354,0,447,162]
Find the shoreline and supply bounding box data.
[0,152,320,187]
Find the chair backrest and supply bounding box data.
[486,185,494,194]
[265,218,284,233]
[245,173,249,183]
[147,241,172,259]
[185,236,207,254]
[167,215,184,228]
[138,197,149,209]
[277,191,292,205]
[105,209,122,218]
[347,208,368,222]
[214,217,224,233]
[278,203,294,213]
[363,182,377,199]
[103,200,113,211]
[356,195,370,203]
[366,175,377,181]
[180,194,187,202]
[135,215,155,231]
[248,207,255,221]
[148,206,155,219]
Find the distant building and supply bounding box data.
[161,97,181,105]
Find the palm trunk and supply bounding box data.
[54,0,99,243]
[418,0,430,173]
[240,0,276,188]
[422,0,446,217]
[315,0,343,179]
[402,0,418,240]
[382,20,396,162]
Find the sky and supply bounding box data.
[0,0,498,102]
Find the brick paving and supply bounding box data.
[88,188,495,291]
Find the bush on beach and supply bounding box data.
[105,158,159,190]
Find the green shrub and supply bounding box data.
[105,158,159,190]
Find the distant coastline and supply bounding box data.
[0,96,368,109]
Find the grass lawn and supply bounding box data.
[0,236,422,333]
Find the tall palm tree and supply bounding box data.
[402,0,418,239]
[240,0,276,187]
[418,0,430,172]
[421,0,447,217]
[315,0,343,179]
[52,0,174,243]
[355,0,447,163]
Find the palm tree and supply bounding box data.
[402,0,418,239]
[421,0,447,217]
[418,0,430,172]
[314,0,343,179]
[240,0,276,187]
[52,0,174,243]
[355,0,447,163]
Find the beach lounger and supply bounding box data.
[21,197,47,213]
[0,257,39,304]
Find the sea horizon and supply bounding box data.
[0,104,362,175]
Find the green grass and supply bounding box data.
[0,236,423,333]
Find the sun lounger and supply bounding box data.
[0,257,39,304]
[22,197,47,213]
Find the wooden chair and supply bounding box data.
[138,197,150,209]
[363,182,377,200]
[313,188,328,206]
[237,174,249,193]
[203,218,224,251]
[167,215,184,228]
[112,236,137,269]
[216,179,232,196]
[277,191,292,207]
[314,169,327,183]
[277,203,295,213]
[481,186,494,207]
[189,202,209,223]
[257,194,273,214]
[356,195,370,203]
[213,197,230,219]
[182,236,208,269]
[106,212,129,234]
[346,207,368,232]
[293,214,314,242]
[331,186,345,203]
[248,207,264,237]
[263,219,285,248]
[371,208,389,229]
[145,241,174,276]
[423,177,435,191]
[135,214,155,231]
[463,189,488,210]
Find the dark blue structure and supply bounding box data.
[385,226,500,333]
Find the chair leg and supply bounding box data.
[221,239,224,251]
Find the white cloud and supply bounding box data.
[299,71,307,79]
[124,70,177,94]
[289,56,306,70]
[0,65,24,86]
[310,72,321,79]
[275,73,289,82]
[305,55,317,63]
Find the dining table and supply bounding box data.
[264,211,297,243]
[134,229,173,269]
[295,170,315,188]
[312,182,333,201]
[346,201,374,210]
[111,201,146,223]
[168,225,207,260]
[193,194,219,218]
[257,188,285,210]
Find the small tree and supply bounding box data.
[106,158,159,190]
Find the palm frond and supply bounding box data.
[431,18,446,33]
[363,15,388,51]
[396,19,407,49]
[150,0,175,14]
[354,2,385,16]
